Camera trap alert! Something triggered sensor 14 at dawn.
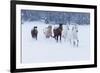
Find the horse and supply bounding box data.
[31,26,38,40]
[43,25,52,38]
[53,24,63,42]
[62,25,70,42]
[71,25,79,47]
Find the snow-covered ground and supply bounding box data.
[22,21,90,64]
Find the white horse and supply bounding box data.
[62,25,70,41]
[71,25,79,47]
[62,24,79,47]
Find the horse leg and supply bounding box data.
[36,35,37,40]
[69,38,71,44]
[64,36,66,42]
[53,35,56,40]
[56,36,58,42]
[77,40,79,47]
[35,34,37,40]
[73,40,75,46]
[60,35,62,42]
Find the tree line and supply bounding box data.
[21,10,90,25]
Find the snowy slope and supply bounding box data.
[22,21,90,64]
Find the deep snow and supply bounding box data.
[21,21,90,64]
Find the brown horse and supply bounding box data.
[43,25,52,38]
[31,26,38,40]
[53,24,63,42]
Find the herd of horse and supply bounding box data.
[31,24,79,47]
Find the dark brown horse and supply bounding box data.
[31,26,38,40]
[53,24,63,42]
